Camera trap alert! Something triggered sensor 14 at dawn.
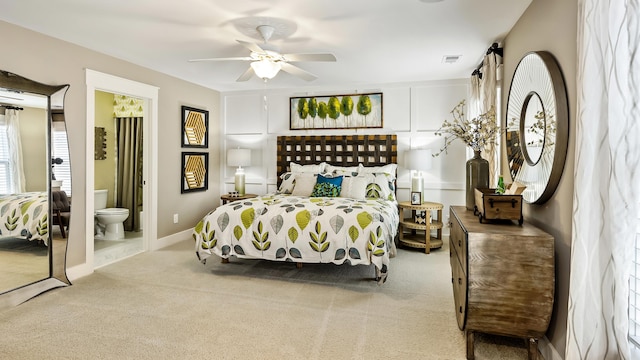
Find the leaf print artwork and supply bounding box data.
[309,221,329,253]
[295,210,311,231]
[241,208,255,229]
[270,215,284,234]
[233,225,243,241]
[217,212,230,232]
[288,227,299,243]
[329,215,344,234]
[252,221,271,252]
[348,225,359,243]
[356,211,372,230]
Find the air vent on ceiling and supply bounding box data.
[442,55,461,64]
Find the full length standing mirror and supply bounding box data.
[0,70,71,308]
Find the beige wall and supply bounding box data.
[94,91,116,208]
[0,19,221,268]
[19,107,48,192]
[502,0,577,356]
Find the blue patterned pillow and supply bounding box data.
[311,175,343,197]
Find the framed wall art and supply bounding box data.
[181,105,209,148]
[181,152,209,193]
[290,92,383,130]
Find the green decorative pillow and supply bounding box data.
[311,175,343,197]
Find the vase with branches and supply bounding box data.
[433,100,502,210]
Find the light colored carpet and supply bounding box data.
[0,237,533,359]
[0,237,49,293]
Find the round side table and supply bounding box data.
[397,201,444,254]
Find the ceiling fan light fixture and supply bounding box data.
[251,59,281,80]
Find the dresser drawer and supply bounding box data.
[450,254,467,330]
[449,207,467,272]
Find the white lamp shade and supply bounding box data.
[251,60,281,80]
[227,148,251,167]
[406,149,432,171]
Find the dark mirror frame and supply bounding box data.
[0,70,71,308]
[505,51,568,204]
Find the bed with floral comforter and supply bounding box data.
[0,192,49,245]
[193,194,399,283]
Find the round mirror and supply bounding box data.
[506,51,568,204]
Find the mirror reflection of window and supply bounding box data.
[52,121,71,196]
[0,113,12,194]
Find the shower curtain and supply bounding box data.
[115,117,143,232]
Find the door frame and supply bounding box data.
[85,69,159,270]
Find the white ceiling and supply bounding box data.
[0,0,531,92]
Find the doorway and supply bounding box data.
[85,70,158,272]
[93,91,145,267]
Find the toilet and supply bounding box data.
[94,189,129,240]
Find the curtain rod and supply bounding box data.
[471,42,503,78]
[0,105,23,110]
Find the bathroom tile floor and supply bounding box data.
[94,231,144,269]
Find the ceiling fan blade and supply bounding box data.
[188,57,252,62]
[282,53,337,62]
[236,66,255,82]
[237,40,265,54]
[280,62,317,81]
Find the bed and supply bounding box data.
[193,135,399,283]
[0,192,49,245]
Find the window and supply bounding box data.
[51,121,71,196]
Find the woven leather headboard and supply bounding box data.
[276,135,397,186]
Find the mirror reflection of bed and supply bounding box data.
[0,104,50,293]
[0,70,71,303]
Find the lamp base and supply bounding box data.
[235,169,245,196]
[411,171,424,202]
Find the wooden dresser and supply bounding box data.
[449,206,554,360]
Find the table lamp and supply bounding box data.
[406,149,432,202]
[227,148,251,195]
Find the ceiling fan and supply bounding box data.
[189,25,336,82]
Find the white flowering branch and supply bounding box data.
[433,100,502,156]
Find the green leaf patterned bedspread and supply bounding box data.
[0,192,49,245]
[193,194,399,282]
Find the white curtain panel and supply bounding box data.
[481,53,499,184]
[469,74,481,119]
[470,52,500,185]
[566,0,640,358]
[6,109,25,193]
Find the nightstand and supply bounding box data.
[397,201,443,254]
[221,193,258,205]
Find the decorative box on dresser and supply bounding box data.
[449,206,554,360]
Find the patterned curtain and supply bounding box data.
[566,0,640,358]
[115,117,143,232]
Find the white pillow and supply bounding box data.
[291,174,318,196]
[358,163,398,178]
[278,172,296,194]
[325,164,359,176]
[290,162,327,174]
[363,173,397,202]
[339,176,369,200]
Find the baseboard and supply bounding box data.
[66,262,93,282]
[539,336,563,360]
[152,228,193,250]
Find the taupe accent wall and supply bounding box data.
[502,0,578,357]
[0,19,220,269]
